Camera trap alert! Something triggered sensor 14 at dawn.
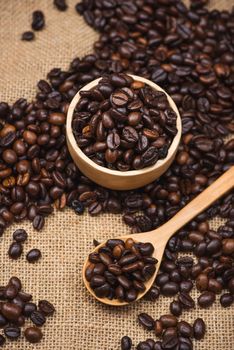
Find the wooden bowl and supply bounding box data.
[66,74,182,190]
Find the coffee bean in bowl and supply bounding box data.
[66,73,181,190]
[84,238,157,303]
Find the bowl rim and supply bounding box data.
[66,74,182,177]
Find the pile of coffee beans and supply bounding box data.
[86,238,157,302]
[0,277,55,344]
[73,73,177,170]
[121,314,205,349]
[0,0,233,347]
[8,228,42,263]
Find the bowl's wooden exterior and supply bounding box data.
[66,75,182,190]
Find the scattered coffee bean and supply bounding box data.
[198,291,216,308]
[8,242,23,259]
[54,0,68,11]
[24,326,43,343]
[32,10,45,31]
[121,336,132,350]
[193,318,206,340]
[220,293,233,308]
[21,31,35,41]
[13,229,28,243]
[26,249,41,263]
[38,300,55,316]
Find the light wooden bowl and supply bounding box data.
[66,74,182,190]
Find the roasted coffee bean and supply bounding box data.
[136,342,151,350]
[8,242,23,259]
[198,291,216,308]
[9,276,21,291]
[30,311,46,326]
[54,0,67,11]
[4,284,18,299]
[220,293,233,307]
[38,300,55,316]
[13,229,27,243]
[23,302,37,317]
[177,321,193,337]
[26,249,41,263]
[161,282,179,297]
[121,336,132,350]
[170,300,182,317]
[193,318,206,340]
[4,325,21,340]
[32,10,45,31]
[1,302,22,321]
[178,293,195,309]
[160,314,177,328]
[138,313,155,330]
[24,326,43,343]
[22,31,35,41]
[33,215,45,230]
[154,320,163,336]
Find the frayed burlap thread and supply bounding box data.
[0,1,233,349]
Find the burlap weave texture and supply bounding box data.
[0,1,233,349]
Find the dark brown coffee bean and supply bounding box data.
[138,313,155,330]
[178,292,195,309]
[198,291,216,308]
[13,229,27,243]
[125,289,137,302]
[4,325,21,340]
[38,300,55,316]
[1,302,22,321]
[193,318,206,340]
[33,215,45,230]
[26,249,41,263]
[18,291,32,302]
[22,31,35,41]
[161,282,179,297]
[30,311,46,326]
[32,10,45,31]
[4,285,18,299]
[24,326,43,343]
[94,283,110,298]
[121,336,132,350]
[54,0,68,11]
[220,293,233,307]
[196,273,208,291]
[177,321,193,337]
[9,277,21,292]
[160,315,178,328]
[8,242,23,259]
[23,302,37,317]
[170,300,182,317]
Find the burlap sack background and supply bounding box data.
[0,1,233,349]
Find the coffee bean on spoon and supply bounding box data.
[85,238,157,302]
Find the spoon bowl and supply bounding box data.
[83,166,234,306]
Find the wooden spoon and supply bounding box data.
[82,166,234,306]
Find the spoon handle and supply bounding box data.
[157,166,234,240]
